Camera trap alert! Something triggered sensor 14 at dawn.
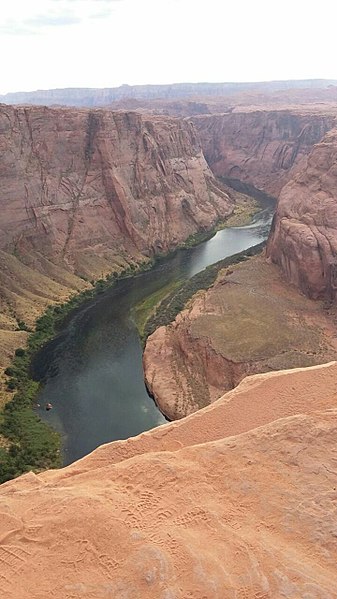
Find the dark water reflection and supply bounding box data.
[35,206,273,465]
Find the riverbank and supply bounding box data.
[181,190,260,249]
[137,241,266,344]
[133,192,265,339]
[0,260,152,483]
[0,190,265,482]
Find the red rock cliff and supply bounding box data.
[0,105,231,276]
[267,127,337,300]
[192,109,336,196]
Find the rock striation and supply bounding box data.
[192,109,336,196]
[1,362,337,598]
[0,105,231,273]
[267,127,337,300]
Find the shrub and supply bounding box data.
[14,348,26,357]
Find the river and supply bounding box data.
[35,204,273,465]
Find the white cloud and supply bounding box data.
[0,0,336,93]
[0,0,120,36]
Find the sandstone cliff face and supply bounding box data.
[0,105,231,274]
[192,110,336,196]
[1,362,337,598]
[0,105,232,364]
[143,256,337,419]
[267,127,337,300]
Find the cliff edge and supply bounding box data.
[1,362,337,598]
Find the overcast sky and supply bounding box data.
[1,0,336,94]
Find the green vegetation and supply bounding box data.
[0,341,61,483]
[143,242,266,342]
[133,280,182,339]
[16,320,30,332]
[222,199,260,227]
[0,259,153,484]
[181,227,219,249]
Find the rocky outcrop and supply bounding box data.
[0,105,231,274]
[143,256,337,419]
[1,362,337,598]
[192,109,336,196]
[267,127,337,300]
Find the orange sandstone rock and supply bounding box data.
[1,363,337,598]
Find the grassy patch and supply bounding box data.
[143,242,266,342]
[221,198,260,227]
[133,280,183,339]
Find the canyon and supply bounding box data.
[1,102,337,368]
[0,105,232,366]
[267,126,337,300]
[0,100,332,369]
[2,85,337,597]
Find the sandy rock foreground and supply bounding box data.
[1,362,337,598]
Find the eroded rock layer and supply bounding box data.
[1,363,337,598]
[192,109,336,196]
[0,105,231,272]
[267,127,337,300]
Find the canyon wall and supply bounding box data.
[1,362,337,598]
[192,110,336,196]
[0,104,232,364]
[143,110,337,419]
[267,127,337,300]
[0,105,231,274]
